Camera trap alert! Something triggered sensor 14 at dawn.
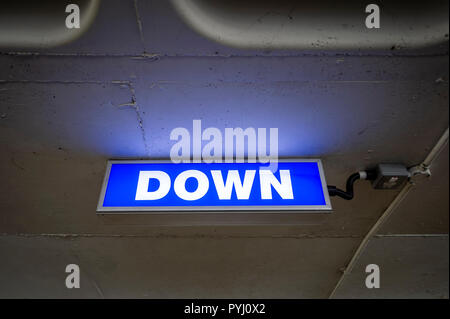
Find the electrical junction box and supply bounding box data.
[372,164,410,189]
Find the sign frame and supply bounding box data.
[96,159,332,213]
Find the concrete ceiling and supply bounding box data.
[171,0,449,50]
[0,0,448,298]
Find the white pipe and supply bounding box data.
[423,128,449,167]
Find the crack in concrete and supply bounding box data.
[1,51,448,58]
[0,79,393,86]
[0,78,150,156]
[124,81,150,157]
[374,234,449,238]
[1,233,363,240]
[133,0,146,53]
[1,52,159,59]
[0,80,107,85]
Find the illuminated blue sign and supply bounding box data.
[97,160,331,212]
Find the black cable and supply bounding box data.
[328,173,360,200]
[327,170,376,200]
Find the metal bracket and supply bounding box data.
[408,164,432,184]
